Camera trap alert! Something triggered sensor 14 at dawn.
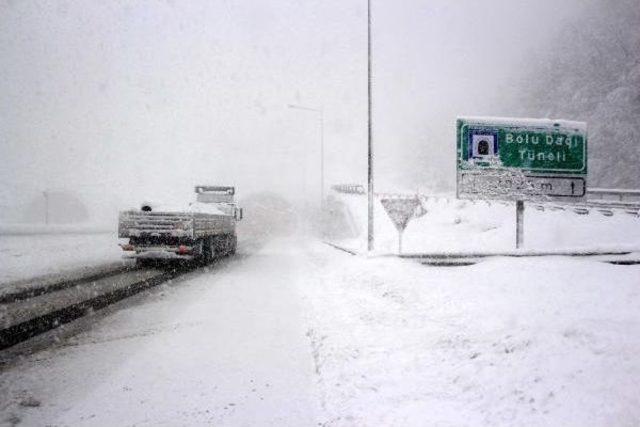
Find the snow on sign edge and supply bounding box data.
[457,116,587,132]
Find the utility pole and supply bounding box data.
[367,0,375,251]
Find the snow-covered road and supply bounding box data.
[1,236,639,426]
[1,237,322,426]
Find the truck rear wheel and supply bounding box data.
[229,235,237,255]
[136,258,154,268]
[201,237,214,265]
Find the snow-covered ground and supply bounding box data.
[1,237,639,426]
[303,249,640,426]
[0,232,125,284]
[328,193,640,254]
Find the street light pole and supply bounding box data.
[43,190,49,225]
[320,108,324,207]
[367,0,375,251]
[287,104,325,208]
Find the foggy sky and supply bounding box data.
[0,0,591,223]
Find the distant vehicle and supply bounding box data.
[118,186,243,265]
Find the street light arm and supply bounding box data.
[287,104,322,113]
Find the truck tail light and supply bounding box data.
[178,245,191,255]
[120,243,134,251]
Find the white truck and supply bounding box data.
[118,186,243,265]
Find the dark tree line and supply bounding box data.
[516,0,640,188]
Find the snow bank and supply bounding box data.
[0,223,112,236]
[331,192,640,254]
[0,233,126,284]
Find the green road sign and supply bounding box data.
[456,117,587,201]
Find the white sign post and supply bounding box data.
[516,199,524,248]
[380,196,422,254]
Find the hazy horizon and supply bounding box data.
[0,0,602,223]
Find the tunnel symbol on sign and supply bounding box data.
[478,140,490,155]
[471,133,497,158]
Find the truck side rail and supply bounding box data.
[118,211,195,238]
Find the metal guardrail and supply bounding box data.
[330,183,640,217]
[331,184,366,195]
[587,188,640,202]
[458,198,639,217]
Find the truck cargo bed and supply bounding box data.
[118,210,234,239]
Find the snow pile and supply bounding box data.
[458,116,587,132]
[0,223,112,236]
[301,249,640,426]
[135,201,226,216]
[0,233,126,284]
[330,192,640,254]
